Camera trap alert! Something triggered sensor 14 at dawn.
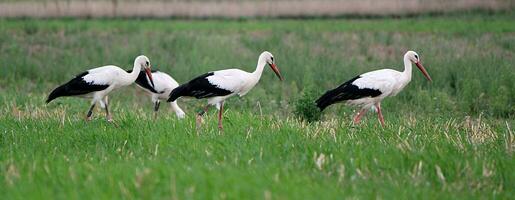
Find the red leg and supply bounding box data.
[353,109,367,124]
[218,102,224,131]
[376,102,385,127]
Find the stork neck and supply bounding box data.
[402,56,413,81]
[128,62,142,82]
[252,58,267,80]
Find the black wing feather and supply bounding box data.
[129,70,160,93]
[168,72,232,102]
[315,75,382,110]
[46,71,109,103]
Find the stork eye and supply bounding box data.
[145,61,150,66]
[271,57,274,62]
[414,55,419,59]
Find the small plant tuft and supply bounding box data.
[294,88,322,123]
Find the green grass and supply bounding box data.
[0,13,514,199]
[1,112,513,199]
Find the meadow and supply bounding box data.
[0,12,514,199]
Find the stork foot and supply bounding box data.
[106,115,113,123]
[86,116,93,121]
[218,125,224,131]
[352,109,367,125]
[106,116,119,127]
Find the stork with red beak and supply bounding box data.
[167,51,283,130]
[46,55,155,122]
[316,51,432,126]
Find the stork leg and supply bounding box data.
[86,103,95,121]
[375,102,385,127]
[153,100,160,119]
[218,101,224,131]
[353,109,367,124]
[103,96,113,122]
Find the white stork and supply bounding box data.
[316,51,432,126]
[131,69,186,119]
[167,51,283,130]
[46,55,155,122]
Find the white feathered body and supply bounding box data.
[205,68,259,106]
[77,65,138,103]
[346,68,410,109]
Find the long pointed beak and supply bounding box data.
[144,67,155,88]
[269,63,283,81]
[415,62,432,82]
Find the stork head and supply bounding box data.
[260,51,283,81]
[405,51,432,82]
[135,55,155,88]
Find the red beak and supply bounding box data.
[415,61,432,82]
[269,63,283,81]
[144,67,155,88]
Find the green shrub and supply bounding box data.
[294,88,322,123]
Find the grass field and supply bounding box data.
[0,13,514,199]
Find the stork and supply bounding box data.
[46,55,155,122]
[167,51,283,130]
[131,69,186,119]
[315,51,432,126]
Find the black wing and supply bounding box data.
[168,72,232,102]
[46,71,110,103]
[315,75,382,110]
[130,70,159,93]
